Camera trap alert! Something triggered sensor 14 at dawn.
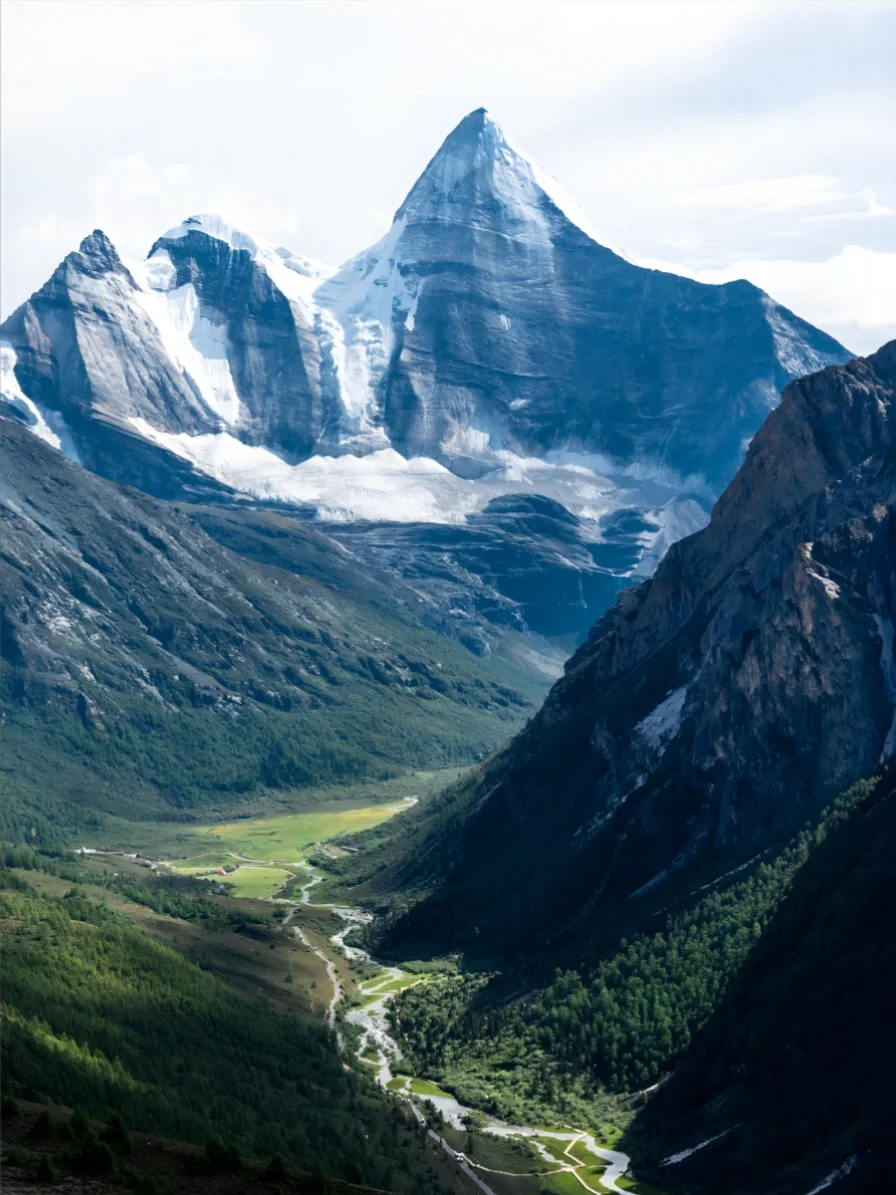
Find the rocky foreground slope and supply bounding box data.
[381,342,896,955]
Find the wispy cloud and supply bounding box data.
[680,175,847,213]
[799,188,895,223]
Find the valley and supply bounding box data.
[0,31,892,1193]
[68,795,668,1195]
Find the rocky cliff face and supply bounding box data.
[385,343,896,954]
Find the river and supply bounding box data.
[81,847,634,1193]
[292,865,634,1195]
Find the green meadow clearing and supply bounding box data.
[88,769,454,863]
[155,796,418,897]
[214,865,294,899]
[194,797,416,862]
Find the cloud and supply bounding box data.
[1,154,308,314]
[1,0,256,119]
[1,0,893,336]
[680,175,847,213]
[799,188,896,223]
[635,245,896,355]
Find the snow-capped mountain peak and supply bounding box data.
[159,213,261,255]
[153,214,332,283]
[1,109,851,549]
[394,107,612,250]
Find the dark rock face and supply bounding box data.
[554,344,896,828]
[323,109,850,486]
[387,344,896,954]
[148,225,330,459]
[328,494,636,649]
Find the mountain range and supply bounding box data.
[1,109,851,653]
[1,106,892,1195]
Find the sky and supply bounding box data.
[1,0,894,353]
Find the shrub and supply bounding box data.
[69,1106,90,1137]
[77,1129,117,1174]
[205,1133,240,1171]
[264,1153,288,1181]
[1,1093,20,1118]
[31,1110,54,1140]
[103,1110,131,1153]
[35,1154,57,1183]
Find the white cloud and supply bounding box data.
[799,189,896,223]
[680,175,846,213]
[1,0,894,343]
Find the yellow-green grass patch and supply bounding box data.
[220,866,293,899]
[532,1172,585,1195]
[192,798,417,863]
[534,1138,571,1166]
[409,1077,454,1099]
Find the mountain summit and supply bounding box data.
[393,107,598,243]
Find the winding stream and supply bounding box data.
[82,847,634,1192]
[290,864,634,1195]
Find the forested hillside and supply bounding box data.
[0,849,466,1193]
[1,416,531,845]
[626,772,895,1195]
[386,776,887,1131]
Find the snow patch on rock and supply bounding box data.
[805,1155,858,1194]
[808,568,841,601]
[313,216,419,449]
[763,296,843,379]
[1,340,80,459]
[661,1128,732,1166]
[129,274,241,426]
[634,686,688,756]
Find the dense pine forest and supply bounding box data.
[388,778,886,1133]
[0,850,460,1193]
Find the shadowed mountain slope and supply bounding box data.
[367,342,895,958]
